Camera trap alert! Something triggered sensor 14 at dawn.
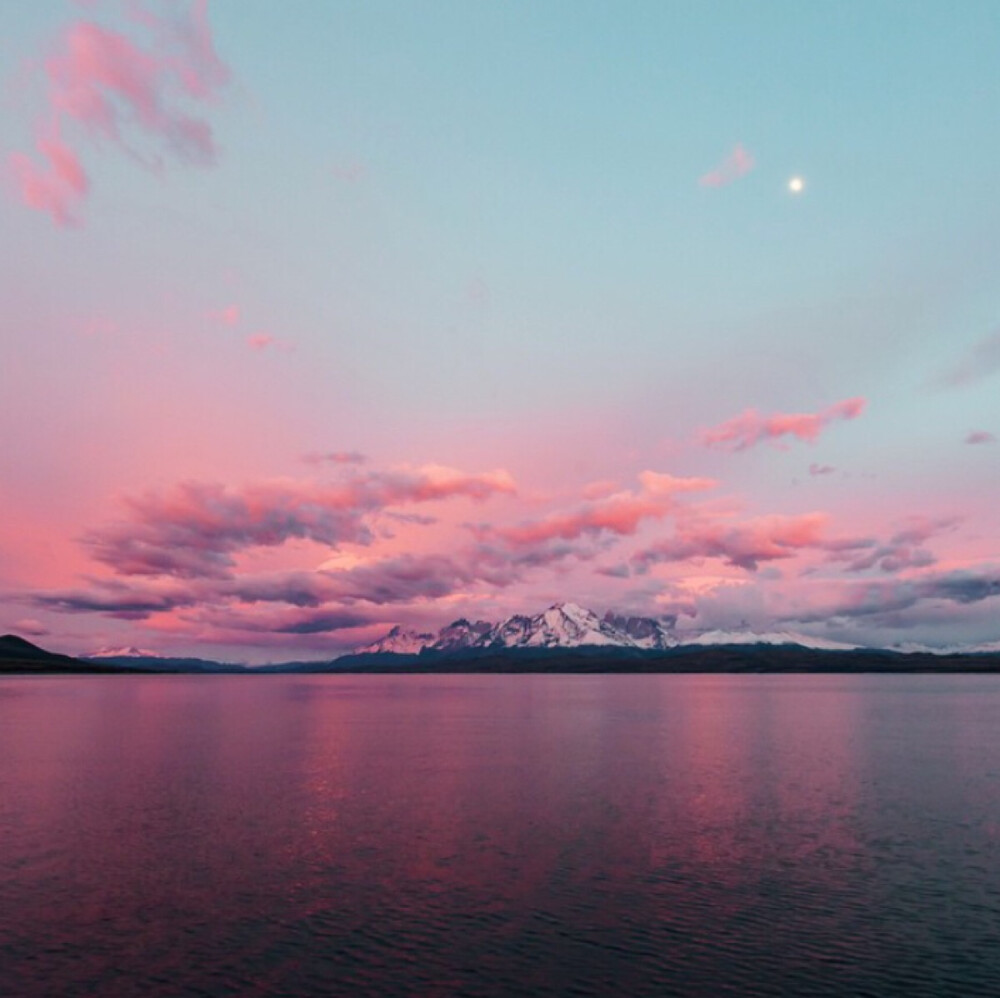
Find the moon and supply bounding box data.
[788,176,805,194]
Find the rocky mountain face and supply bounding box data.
[433,618,493,652]
[603,612,678,649]
[357,625,437,655]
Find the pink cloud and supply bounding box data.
[11,618,50,637]
[698,143,754,188]
[83,465,517,579]
[632,512,843,572]
[701,397,867,452]
[8,124,89,226]
[303,451,368,466]
[9,1,229,225]
[480,472,717,548]
[965,430,996,445]
[809,463,836,476]
[210,303,240,326]
[581,479,619,500]
[247,332,294,353]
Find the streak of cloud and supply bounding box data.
[965,430,996,445]
[940,328,1000,387]
[698,143,754,188]
[701,398,866,452]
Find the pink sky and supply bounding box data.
[2,2,999,660]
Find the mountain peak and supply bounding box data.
[356,626,435,655]
[1,634,39,650]
[90,645,161,659]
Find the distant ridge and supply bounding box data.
[332,644,1000,675]
[79,651,246,673]
[0,634,136,674]
[0,635,242,674]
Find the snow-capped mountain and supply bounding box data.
[356,603,679,655]
[356,626,436,655]
[89,645,162,659]
[484,603,629,649]
[676,629,858,651]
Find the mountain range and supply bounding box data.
[356,602,855,655]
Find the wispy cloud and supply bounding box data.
[830,515,957,574]
[8,0,230,226]
[330,159,367,183]
[700,397,866,452]
[940,328,1000,387]
[303,451,368,466]
[965,430,996,445]
[698,143,754,188]
[8,123,88,226]
[475,472,717,548]
[33,577,199,619]
[210,304,241,326]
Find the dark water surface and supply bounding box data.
[1,675,999,997]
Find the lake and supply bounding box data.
[1,674,999,996]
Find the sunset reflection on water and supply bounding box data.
[1,674,999,997]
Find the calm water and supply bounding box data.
[1,675,999,997]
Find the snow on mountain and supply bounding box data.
[90,645,162,659]
[677,629,858,651]
[484,603,626,648]
[356,626,435,655]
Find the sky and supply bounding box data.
[1,0,999,661]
